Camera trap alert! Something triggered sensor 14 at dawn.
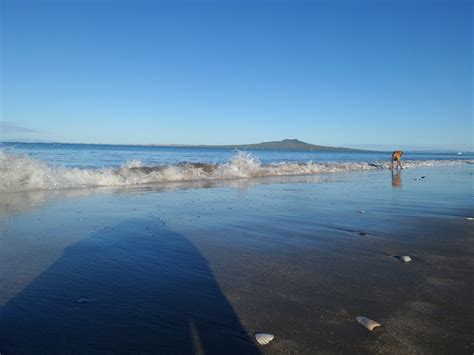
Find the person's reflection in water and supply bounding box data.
[0,220,260,354]
[391,169,402,188]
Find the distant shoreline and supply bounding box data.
[1,140,470,154]
[0,139,375,152]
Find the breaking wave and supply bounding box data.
[0,150,472,193]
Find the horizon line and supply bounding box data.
[1,140,472,153]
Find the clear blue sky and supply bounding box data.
[1,0,472,150]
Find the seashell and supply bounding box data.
[467,217,474,221]
[254,332,274,345]
[398,255,412,262]
[359,210,366,214]
[356,316,382,331]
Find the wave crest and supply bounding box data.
[0,150,471,193]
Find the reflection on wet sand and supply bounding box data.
[0,174,331,218]
[391,169,402,188]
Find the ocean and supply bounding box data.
[0,142,472,193]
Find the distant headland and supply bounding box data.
[1,139,371,152]
[150,139,369,152]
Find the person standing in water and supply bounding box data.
[390,151,404,170]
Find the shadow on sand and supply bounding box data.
[0,219,260,354]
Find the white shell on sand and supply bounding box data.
[359,210,366,214]
[399,255,412,262]
[255,333,274,345]
[356,316,382,331]
[467,217,474,221]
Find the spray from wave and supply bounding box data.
[0,150,471,193]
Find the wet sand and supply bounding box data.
[0,165,473,354]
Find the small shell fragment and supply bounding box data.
[398,255,412,262]
[255,332,274,345]
[356,316,382,331]
[359,210,366,214]
[467,217,474,221]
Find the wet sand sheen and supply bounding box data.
[0,165,473,354]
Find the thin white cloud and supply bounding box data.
[0,121,43,134]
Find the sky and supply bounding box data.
[1,0,472,150]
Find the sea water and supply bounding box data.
[0,142,472,193]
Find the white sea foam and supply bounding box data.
[0,150,471,193]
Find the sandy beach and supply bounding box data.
[0,165,473,354]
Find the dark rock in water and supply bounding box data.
[421,176,426,179]
[358,232,368,236]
